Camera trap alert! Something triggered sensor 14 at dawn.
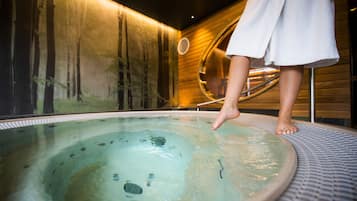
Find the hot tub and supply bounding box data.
[0,111,296,201]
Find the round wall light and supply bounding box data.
[177,37,190,55]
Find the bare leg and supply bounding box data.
[212,55,250,130]
[276,66,304,135]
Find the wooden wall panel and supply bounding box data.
[315,0,351,119]
[178,0,351,120]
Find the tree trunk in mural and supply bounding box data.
[65,1,71,99]
[31,0,42,111]
[163,29,170,103]
[124,14,133,109]
[66,47,71,98]
[0,0,13,115]
[142,42,149,108]
[157,26,162,106]
[65,0,76,99]
[157,25,170,107]
[117,7,124,110]
[72,55,76,97]
[13,0,34,114]
[72,0,87,102]
[76,38,82,102]
[43,0,56,113]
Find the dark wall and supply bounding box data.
[0,0,179,118]
[349,0,357,128]
[0,0,13,115]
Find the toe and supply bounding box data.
[284,129,290,135]
[276,128,285,135]
[291,126,298,134]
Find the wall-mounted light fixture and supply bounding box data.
[177,37,190,55]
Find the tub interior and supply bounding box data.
[0,113,296,201]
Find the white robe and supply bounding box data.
[225,0,340,68]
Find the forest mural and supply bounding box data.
[0,0,179,117]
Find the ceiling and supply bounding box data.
[113,0,240,30]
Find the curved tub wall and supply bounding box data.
[44,129,195,201]
[0,111,297,201]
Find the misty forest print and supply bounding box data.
[0,0,178,117]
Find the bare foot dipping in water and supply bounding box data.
[211,56,250,130]
[212,106,240,130]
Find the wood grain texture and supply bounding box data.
[178,0,351,120]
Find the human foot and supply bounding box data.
[212,107,240,130]
[275,119,298,135]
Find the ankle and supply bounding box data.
[278,112,292,123]
[223,97,238,108]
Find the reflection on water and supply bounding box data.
[0,116,291,201]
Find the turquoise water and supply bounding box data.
[0,115,291,201]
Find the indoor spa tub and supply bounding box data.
[0,111,296,201]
